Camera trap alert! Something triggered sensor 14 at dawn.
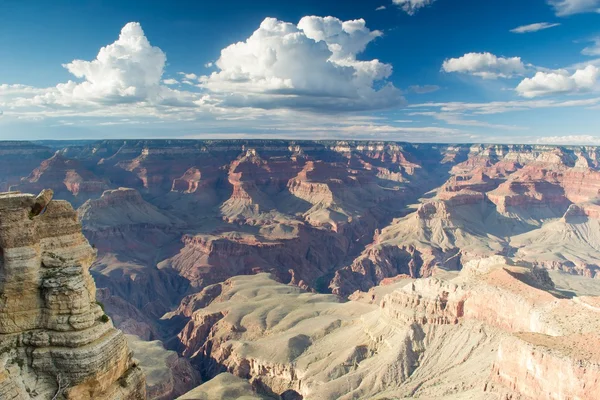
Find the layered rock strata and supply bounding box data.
[0,191,145,399]
[173,257,600,400]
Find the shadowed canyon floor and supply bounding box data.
[2,140,600,399]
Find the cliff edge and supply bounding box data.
[0,190,146,399]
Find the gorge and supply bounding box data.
[1,140,600,399]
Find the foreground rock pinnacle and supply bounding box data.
[0,190,146,399]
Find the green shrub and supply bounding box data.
[100,314,110,323]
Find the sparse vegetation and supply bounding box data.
[100,314,110,323]
[95,300,105,312]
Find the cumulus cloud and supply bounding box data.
[163,78,179,85]
[393,0,437,15]
[516,65,600,97]
[583,38,600,56]
[42,22,168,105]
[510,22,561,33]
[376,5,386,10]
[548,0,600,16]
[199,16,403,112]
[3,22,202,113]
[408,85,440,94]
[442,52,527,79]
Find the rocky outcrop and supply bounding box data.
[488,333,600,400]
[0,190,145,399]
[11,153,109,207]
[177,373,268,400]
[159,227,350,290]
[171,168,203,194]
[331,197,510,296]
[78,187,176,229]
[381,278,465,325]
[126,335,201,400]
[171,259,600,400]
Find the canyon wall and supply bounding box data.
[0,190,145,399]
[3,140,600,399]
[172,257,600,400]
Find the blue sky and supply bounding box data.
[1,0,600,143]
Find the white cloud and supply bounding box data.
[442,52,527,79]
[36,22,170,105]
[569,58,600,70]
[178,72,199,80]
[547,0,600,16]
[583,38,600,56]
[0,19,411,138]
[0,84,46,95]
[408,84,440,94]
[410,111,522,130]
[376,5,386,10]
[393,0,437,15]
[0,22,204,123]
[510,22,561,33]
[516,65,600,97]
[205,62,214,68]
[537,134,600,144]
[199,16,403,112]
[410,97,600,114]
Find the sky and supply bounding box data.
[1,0,600,144]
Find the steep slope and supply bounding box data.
[0,190,145,399]
[78,188,189,339]
[11,153,109,207]
[331,192,533,296]
[511,203,600,277]
[78,187,176,229]
[0,142,53,192]
[173,257,600,400]
[126,335,201,400]
[177,373,269,400]
[335,145,600,295]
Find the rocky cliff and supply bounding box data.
[173,257,600,400]
[0,190,145,399]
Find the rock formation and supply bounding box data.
[0,190,145,399]
[176,373,268,400]
[126,335,201,400]
[3,141,600,399]
[11,153,109,207]
[78,188,189,339]
[173,258,600,400]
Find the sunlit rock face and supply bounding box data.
[172,259,600,400]
[0,190,145,400]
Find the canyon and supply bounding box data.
[1,140,600,399]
